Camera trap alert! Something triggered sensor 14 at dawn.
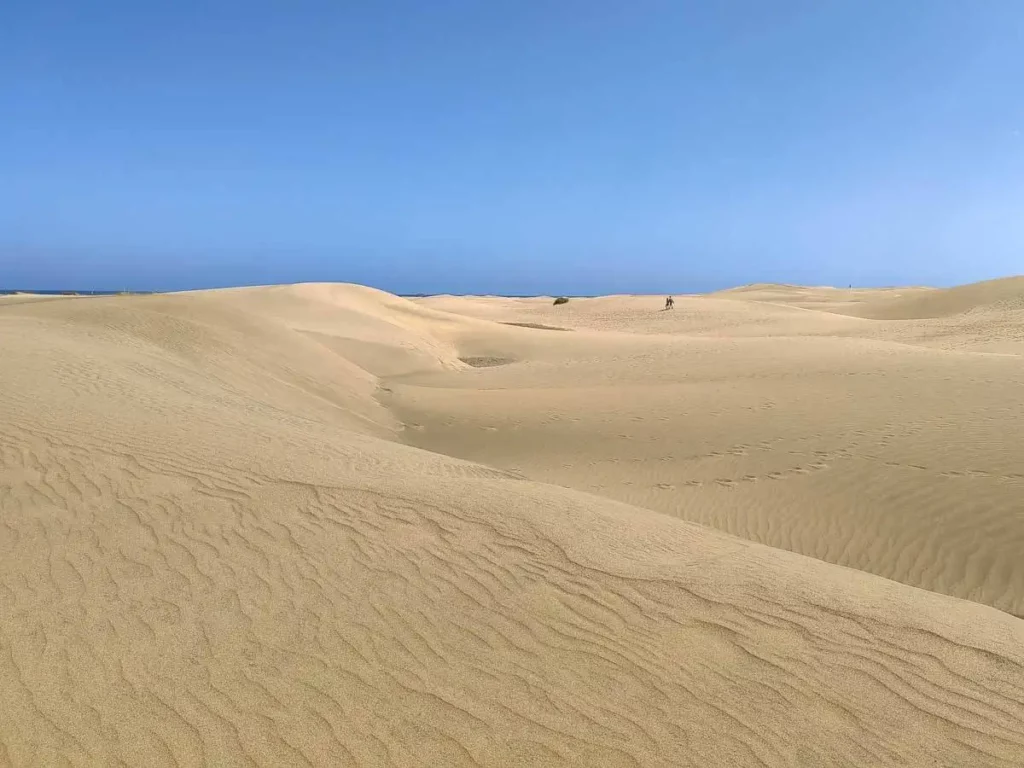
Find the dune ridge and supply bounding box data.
[829,276,1024,320]
[2,283,1024,766]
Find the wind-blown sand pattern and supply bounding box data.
[413,282,1024,615]
[2,282,1023,766]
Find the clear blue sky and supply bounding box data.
[2,1,1022,293]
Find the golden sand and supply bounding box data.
[1,281,1023,766]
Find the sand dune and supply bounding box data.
[830,276,1024,320]
[411,281,1024,617]
[2,283,1024,766]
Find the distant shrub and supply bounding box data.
[553,296,569,306]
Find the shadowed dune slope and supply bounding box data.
[2,284,1024,767]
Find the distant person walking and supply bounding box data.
[665,296,674,310]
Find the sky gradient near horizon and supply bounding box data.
[2,1,1023,294]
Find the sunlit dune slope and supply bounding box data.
[828,276,1024,320]
[3,285,1024,766]
[411,283,1024,616]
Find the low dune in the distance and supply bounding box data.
[2,278,1023,766]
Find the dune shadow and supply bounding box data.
[459,356,514,368]
[501,322,573,332]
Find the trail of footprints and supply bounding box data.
[652,430,1024,492]
[653,441,844,491]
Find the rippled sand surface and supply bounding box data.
[2,281,1023,766]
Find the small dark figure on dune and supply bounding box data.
[665,296,674,310]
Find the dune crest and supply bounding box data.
[2,283,1024,766]
[833,276,1024,320]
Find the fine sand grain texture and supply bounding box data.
[2,282,1024,767]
